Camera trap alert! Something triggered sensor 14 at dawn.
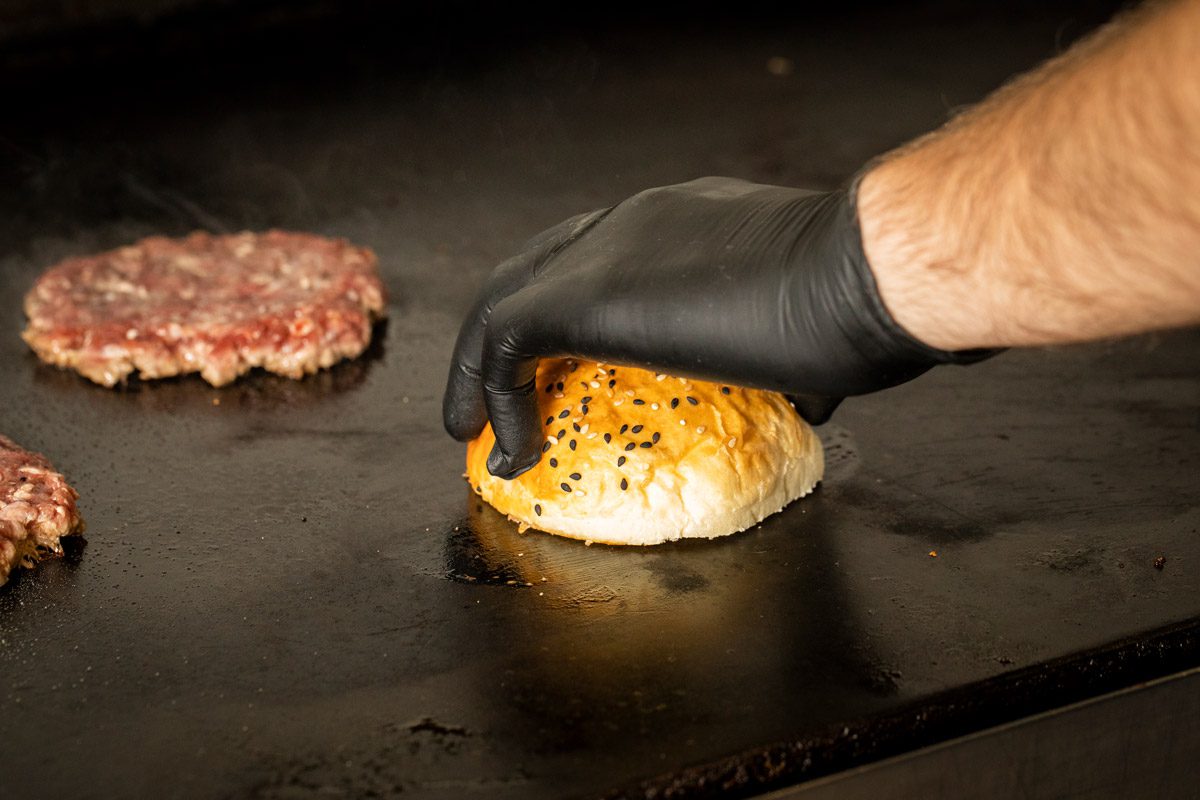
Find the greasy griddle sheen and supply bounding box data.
[22,231,387,387]
[0,435,84,588]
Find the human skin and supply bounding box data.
[859,0,1200,351]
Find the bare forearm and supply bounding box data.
[858,0,1200,351]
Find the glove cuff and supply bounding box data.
[842,172,1001,371]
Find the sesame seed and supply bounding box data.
[721,386,731,394]
[558,409,569,419]
[727,436,737,448]
[576,489,587,497]
[679,419,686,426]
[542,441,551,453]
[620,424,628,434]
[561,483,572,493]
[620,478,628,490]
[553,392,564,399]
[656,373,666,381]
[569,472,582,480]
[640,441,653,448]
[573,423,581,432]
[535,504,542,516]
[549,457,558,467]
[604,433,612,443]
[582,396,592,404]
[618,456,627,466]
[652,432,660,443]
[624,443,635,451]
[652,403,660,410]
[556,382,564,391]
[687,396,698,406]
[545,385,553,394]
[633,399,645,405]
[631,424,643,433]
[570,362,578,372]
[609,369,616,375]
[671,398,679,409]
[696,425,706,434]
[547,435,559,445]
[545,416,553,426]
[589,380,601,388]
[581,382,589,390]
[608,379,616,388]
[582,405,589,415]
[625,389,636,397]
[614,398,625,406]
[557,429,566,439]
[572,415,584,424]
[580,423,590,434]
[586,432,597,440]
[569,439,577,450]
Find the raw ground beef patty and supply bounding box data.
[22,230,387,387]
[0,435,84,588]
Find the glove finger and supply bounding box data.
[442,209,609,441]
[478,287,568,479]
[788,393,844,425]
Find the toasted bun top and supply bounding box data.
[466,359,823,546]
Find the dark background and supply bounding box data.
[5,2,1199,799]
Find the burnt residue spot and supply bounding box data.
[1035,547,1104,575]
[644,559,710,595]
[442,523,532,588]
[406,716,471,737]
[250,717,498,799]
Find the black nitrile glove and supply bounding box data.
[444,177,994,479]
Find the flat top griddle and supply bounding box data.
[1,5,1197,798]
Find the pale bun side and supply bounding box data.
[466,358,823,546]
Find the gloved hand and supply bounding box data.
[444,177,994,479]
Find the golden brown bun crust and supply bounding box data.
[466,359,823,545]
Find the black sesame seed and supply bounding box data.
[633,399,645,405]
[617,455,627,466]
[570,363,578,372]
[547,416,555,426]
[545,385,553,394]
[582,405,589,415]
[609,369,616,375]
[561,483,572,493]
[573,423,581,432]
[620,424,628,434]
[556,382,564,391]
[721,386,731,395]
[686,396,699,406]
[608,379,616,388]
[558,409,570,419]
[652,432,660,443]
[624,443,635,451]
[535,504,543,516]
[604,433,612,443]
[549,458,558,467]
[640,441,653,448]
[620,478,628,491]
[631,424,643,434]
[542,441,551,453]
[671,398,679,409]
[557,429,566,439]
[569,440,577,451]
[580,382,589,390]
[569,472,582,481]
[582,396,592,404]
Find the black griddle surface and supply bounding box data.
[1,5,1198,799]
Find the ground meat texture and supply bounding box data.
[22,230,387,387]
[0,435,84,588]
